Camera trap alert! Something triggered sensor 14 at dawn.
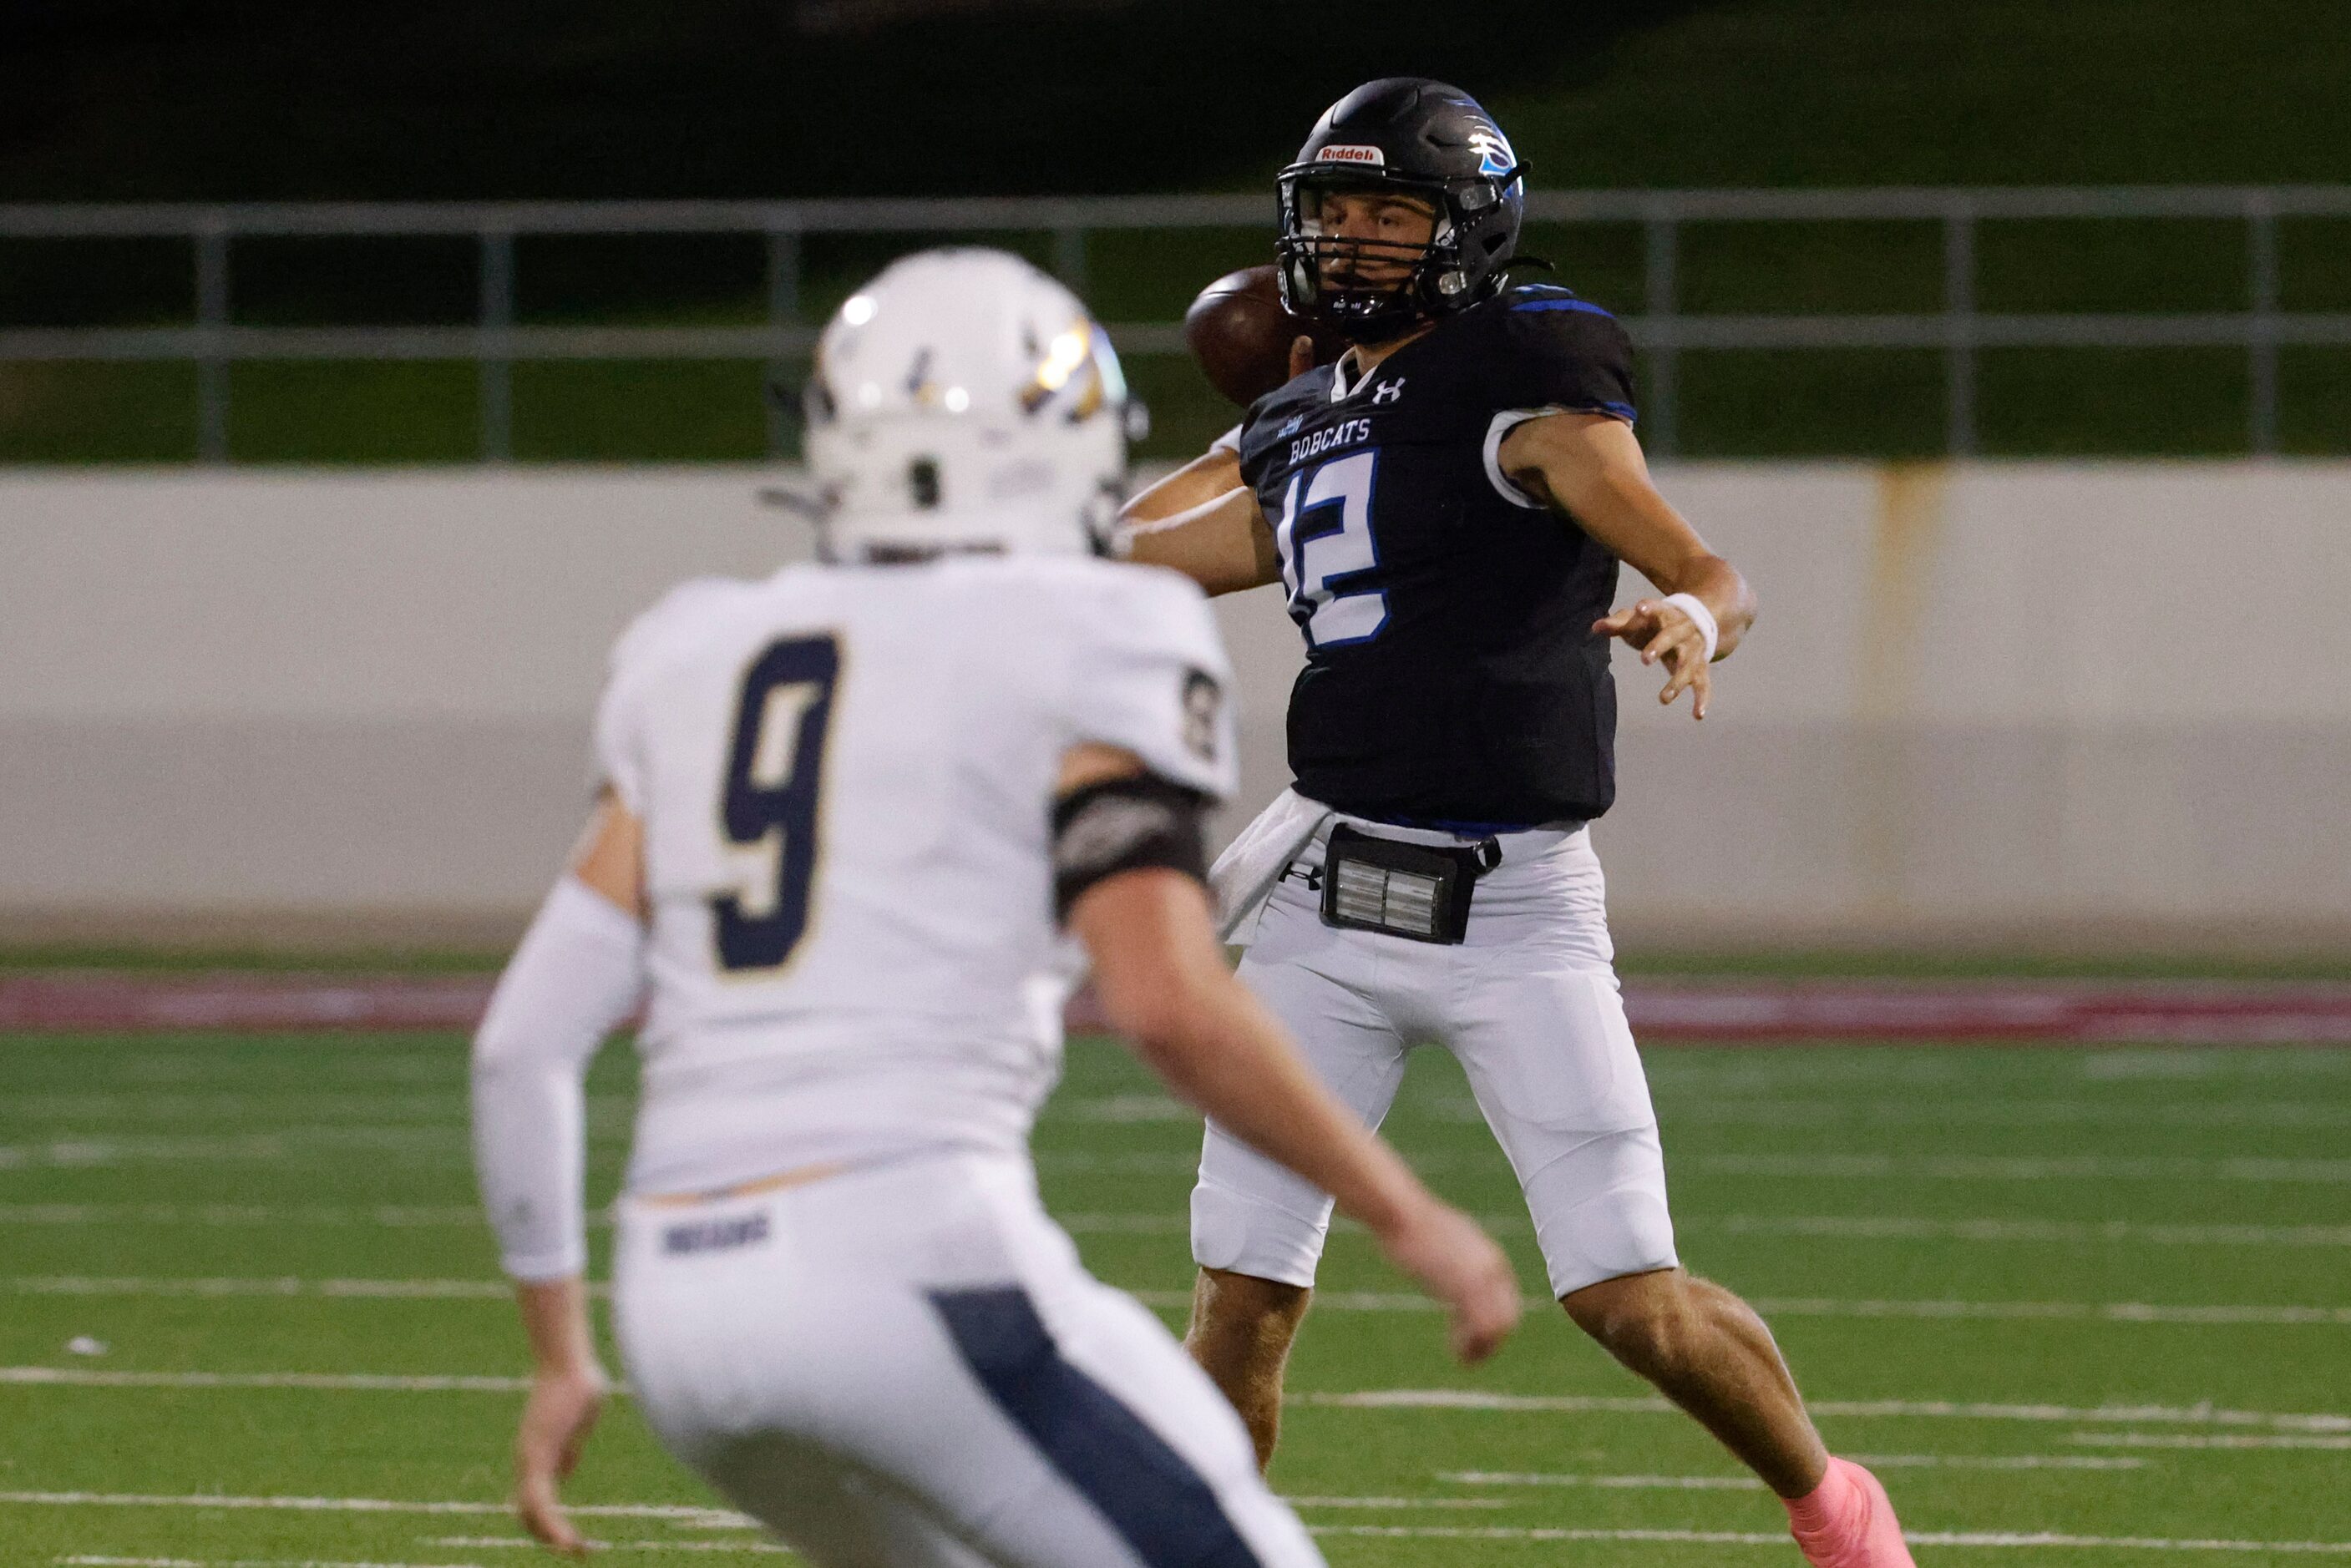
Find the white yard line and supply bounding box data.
[1279,1496,1508,1509]
[1844,1453,2148,1470]
[0,1132,471,1171]
[1442,1454,2148,1486]
[1689,1153,2351,1184]
[59,1559,489,1568]
[5,1277,516,1300]
[0,1369,533,1392]
[10,1202,2345,1252]
[1441,1470,1764,1490]
[1640,1099,2351,1130]
[1056,1212,1192,1233]
[1749,1297,2351,1326]
[13,1136,2350,1182]
[2070,1432,2351,1450]
[1693,1214,2351,1248]
[59,1559,485,1568]
[2,1492,744,1525]
[1309,1525,2351,1551]
[1304,1390,2351,1433]
[13,1363,2348,1439]
[1134,1287,2351,1325]
[11,1275,2343,1330]
[423,1544,780,1557]
[0,1204,493,1227]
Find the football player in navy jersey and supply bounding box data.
[1122,79,1915,1567]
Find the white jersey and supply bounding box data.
[592,554,1236,1197]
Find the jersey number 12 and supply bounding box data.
[711,634,840,973]
[1274,449,1387,650]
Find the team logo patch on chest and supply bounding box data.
[663,1211,771,1256]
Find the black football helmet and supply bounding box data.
[1275,78,1527,344]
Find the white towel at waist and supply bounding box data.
[1208,788,1333,946]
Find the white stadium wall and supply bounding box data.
[2,463,2346,952]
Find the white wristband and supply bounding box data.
[1662,593,1720,663]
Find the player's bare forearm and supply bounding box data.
[1500,411,1756,654]
[514,1275,600,1375]
[1074,870,1420,1230]
[1075,870,1522,1362]
[1117,452,1281,596]
[1123,445,1245,525]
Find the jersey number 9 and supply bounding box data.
[711,635,841,973]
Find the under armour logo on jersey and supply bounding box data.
[1371,377,1406,405]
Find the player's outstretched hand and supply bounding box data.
[1375,1196,1523,1363]
[1593,597,1713,720]
[514,1361,609,1555]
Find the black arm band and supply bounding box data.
[1051,772,1212,922]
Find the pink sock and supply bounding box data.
[1784,1459,1859,1537]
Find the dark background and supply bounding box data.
[4,0,2348,464]
[6,0,2348,201]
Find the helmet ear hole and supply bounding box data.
[909,458,942,509]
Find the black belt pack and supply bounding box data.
[1319,824,1499,945]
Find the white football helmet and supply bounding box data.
[803,248,1143,560]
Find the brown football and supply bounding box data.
[1182,264,1347,408]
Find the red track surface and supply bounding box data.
[5,973,2349,1044]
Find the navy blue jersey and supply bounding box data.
[1234,283,1638,829]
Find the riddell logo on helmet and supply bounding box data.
[1315,144,1385,166]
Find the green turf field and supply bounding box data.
[3,1028,2348,1565]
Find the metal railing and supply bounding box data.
[5,186,2349,461]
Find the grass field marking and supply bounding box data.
[1691,1153,2351,1184]
[1441,1453,2149,1485]
[33,1202,2351,1252]
[1279,1496,1512,1509]
[0,1204,497,1227]
[423,1541,782,1556]
[1843,1453,2148,1470]
[0,1369,534,1392]
[1463,1095,2351,1130]
[13,1276,2347,1331]
[1310,1525,2351,1551]
[1138,1287,2351,1325]
[4,1277,516,1300]
[1308,1525,1793,1545]
[1304,1390,2351,1433]
[1746,1297,2351,1326]
[1439,1469,1764,1490]
[58,1558,490,1568]
[0,1492,746,1524]
[2068,1431,2351,1450]
[1055,1212,1191,1234]
[0,1130,469,1171]
[1697,1214,2351,1248]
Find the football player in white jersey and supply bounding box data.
[469,249,1521,1565]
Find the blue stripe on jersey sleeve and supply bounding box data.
[1510,298,1618,318]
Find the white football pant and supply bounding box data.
[615,1151,1322,1568]
[1194,819,1679,1300]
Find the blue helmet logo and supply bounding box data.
[1466,124,1516,180]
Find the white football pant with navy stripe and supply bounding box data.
[615,1151,1322,1568]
